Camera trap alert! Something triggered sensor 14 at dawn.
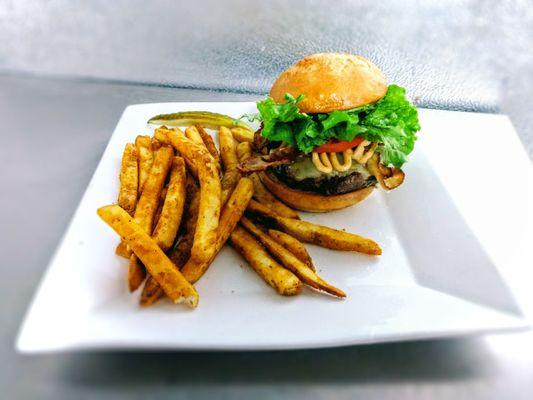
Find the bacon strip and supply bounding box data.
[237,146,299,174]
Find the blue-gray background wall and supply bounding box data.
[1,0,532,155]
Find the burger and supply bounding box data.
[239,53,420,212]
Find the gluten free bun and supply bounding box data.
[270,53,387,114]
[260,171,374,213]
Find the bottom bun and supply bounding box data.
[260,172,374,213]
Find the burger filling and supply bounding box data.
[269,156,376,195]
[239,84,420,193]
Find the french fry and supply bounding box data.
[153,127,171,146]
[219,126,239,170]
[240,217,345,298]
[237,142,299,219]
[141,231,195,306]
[118,143,138,215]
[195,125,220,165]
[135,135,154,193]
[121,186,168,260]
[97,205,198,307]
[246,200,382,255]
[219,126,241,204]
[152,157,187,251]
[268,229,315,270]
[185,126,206,146]
[151,137,162,151]
[152,186,168,229]
[181,177,253,283]
[141,176,198,306]
[115,241,129,258]
[128,256,146,292]
[230,226,302,296]
[155,126,200,177]
[162,127,221,263]
[128,146,174,291]
[231,126,254,143]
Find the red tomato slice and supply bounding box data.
[313,137,364,153]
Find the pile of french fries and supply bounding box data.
[98,122,382,308]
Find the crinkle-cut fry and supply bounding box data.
[231,127,254,143]
[195,125,220,165]
[246,199,382,255]
[237,142,299,219]
[97,205,198,307]
[118,143,138,215]
[135,135,154,194]
[153,157,187,252]
[240,217,345,298]
[230,226,302,296]
[141,176,199,306]
[181,177,253,284]
[128,146,174,291]
[268,229,315,270]
[162,127,221,263]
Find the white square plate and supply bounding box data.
[16,103,533,352]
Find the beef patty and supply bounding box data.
[269,163,376,196]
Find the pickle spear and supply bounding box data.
[147,111,253,133]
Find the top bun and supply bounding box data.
[269,53,387,113]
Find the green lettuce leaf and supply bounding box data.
[247,84,420,168]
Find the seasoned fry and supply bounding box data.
[237,142,299,219]
[139,277,162,307]
[231,126,254,143]
[241,217,345,298]
[152,187,168,229]
[185,125,206,146]
[97,205,199,307]
[195,125,220,164]
[219,126,239,170]
[135,135,154,193]
[151,137,162,151]
[230,226,302,296]
[219,126,241,204]
[128,146,174,291]
[153,127,171,145]
[152,157,187,251]
[247,200,382,255]
[155,126,200,177]
[118,143,138,215]
[162,127,221,263]
[141,176,198,306]
[181,177,253,283]
[268,229,314,270]
[128,255,146,292]
[115,241,129,258]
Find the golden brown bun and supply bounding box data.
[260,172,374,213]
[270,53,387,114]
